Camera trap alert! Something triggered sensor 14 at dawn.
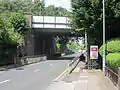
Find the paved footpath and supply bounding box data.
[46,61,118,90]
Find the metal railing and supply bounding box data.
[105,66,118,86]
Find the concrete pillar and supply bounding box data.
[25,15,32,27]
[46,36,56,55]
[24,30,35,56]
[52,37,56,53]
[47,37,54,55]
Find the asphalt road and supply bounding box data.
[0,54,81,90]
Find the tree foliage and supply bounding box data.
[0,0,70,58]
[45,5,69,16]
[67,40,81,50]
[10,12,28,35]
[0,12,28,45]
[0,0,69,43]
[0,11,28,64]
[0,0,69,16]
[71,0,120,46]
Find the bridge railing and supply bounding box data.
[32,16,71,29]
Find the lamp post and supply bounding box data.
[103,0,106,74]
[85,29,88,62]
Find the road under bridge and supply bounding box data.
[25,15,81,57]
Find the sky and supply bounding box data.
[44,0,71,11]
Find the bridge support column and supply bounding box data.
[47,37,56,55]
[25,30,35,56]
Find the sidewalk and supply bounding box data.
[74,69,117,90]
[0,65,15,71]
[46,61,117,90]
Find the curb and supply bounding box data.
[0,59,46,71]
[0,65,15,71]
[53,56,80,81]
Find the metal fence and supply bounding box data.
[105,66,118,86]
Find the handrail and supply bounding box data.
[105,66,118,86]
[69,57,79,66]
[105,66,118,77]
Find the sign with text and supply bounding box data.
[90,45,98,59]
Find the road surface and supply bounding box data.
[0,54,81,90]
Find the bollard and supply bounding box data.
[118,67,120,90]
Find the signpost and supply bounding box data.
[89,45,98,69]
[90,45,98,60]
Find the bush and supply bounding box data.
[10,11,28,35]
[106,53,120,70]
[99,38,120,56]
[0,12,28,45]
[67,40,81,50]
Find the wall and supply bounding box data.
[15,55,47,66]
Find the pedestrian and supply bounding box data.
[79,54,85,62]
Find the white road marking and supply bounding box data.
[50,64,52,66]
[0,79,11,84]
[24,61,45,68]
[80,76,88,78]
[34,69,40,72]
[78,80,88,83]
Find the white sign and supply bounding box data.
[90,45,98,59]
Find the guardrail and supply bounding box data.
[69,57,79,66]
[105,66,118,86]
[68,56,80,74]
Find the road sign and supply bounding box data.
[90,45,98,60]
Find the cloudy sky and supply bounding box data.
[44,0,71,11]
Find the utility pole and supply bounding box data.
[85,30,88,63]
[103,0,106,74]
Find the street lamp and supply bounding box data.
[103,0,106,74]
[85,29,88,62]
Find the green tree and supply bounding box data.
[0,12,27,45]
[31,0,45,15]
[10,12,28,36]
[44,5,56,16]
[67,40,81,50]
[0,0,69,16]
[0,11,28,64]
[0,0,45,15]
[0,0,24,12]
[71,0,120,46]
[58,37,69,53]
[45,5,70,16]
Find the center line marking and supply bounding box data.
[34,69,40,72]
[0,79,11,84]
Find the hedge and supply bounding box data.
[99,38,120,70]
[106,53,120,70]
[99,38,120,56]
